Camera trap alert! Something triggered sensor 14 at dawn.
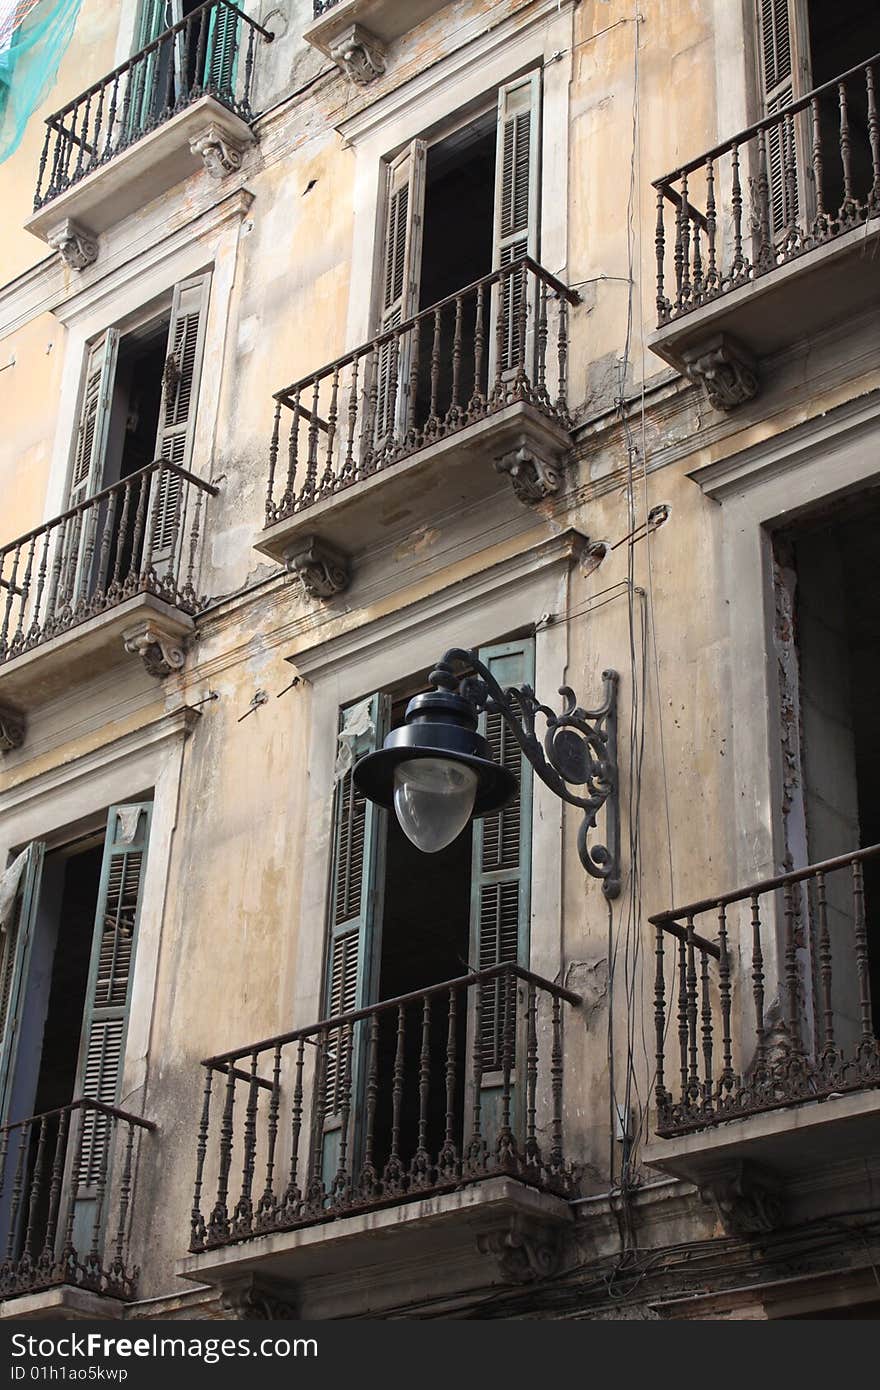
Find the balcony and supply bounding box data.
[0,459,217,749]
[0,1100,154,1320]
[256,258,579,597]
[24,1,273,266]
[644,846,880,1223]
[182,966,581,1315]
[306,2,451,86]
[650,53,880,407]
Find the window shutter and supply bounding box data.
[69,331,120,512]
[469,640,534,1067]
[0,843,45,1125]
[318,693,390,1181]
[204,1,239,101]
[135,0,169,49]
[75,804,151,1187]
[374,141,426,445]
[756,0,812,235]
[492,72,541,375]
[130,0,171,135]
[148,273,210,574]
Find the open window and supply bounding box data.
[61,272,209,611]
[755,0,880,235]
[0,803,152,1258]
[372,72,541,442]
[132,0,239,131]
[316,639,534,1185]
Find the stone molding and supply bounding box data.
[681,333,759,411]
[188,123,248,179]
[329,24,387,86]
[46,220,98,271]
[122,619,189,678]
[284,537,351,602]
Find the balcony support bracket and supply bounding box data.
[477,1214,564,1285]
[284,536,350,601]
[681,334,759,412]
[494,436,565,506]
[698,1161,782,1237]
[328,24,386,87]
[189,123,248,180]
[219,1275,299,1321]
[0,705,25,753]
[46,219,98,272]
[122,619,189,679]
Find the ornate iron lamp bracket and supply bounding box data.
[430,649,621,898]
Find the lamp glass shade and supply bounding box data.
[392,757,479,853]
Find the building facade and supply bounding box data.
[0,0,878,1321]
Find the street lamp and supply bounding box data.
[353,648,621,898]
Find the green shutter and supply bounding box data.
[204,1,239,102]
[374,141,426,447]
[469,638,534,1146]
[491,72,541,377]
[148,273,210,576]
[0,844,46,1125]
[756,0,812,236]
[129,0,171,135]
[60,330,120,613]
[318,693,390,1184]
[74,803,151,1206]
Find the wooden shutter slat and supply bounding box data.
[492,73,541,376]
[470,639,534,1072]
[0,843,45,1124]
[375,142,426,444]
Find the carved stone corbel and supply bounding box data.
[122,620,188,678]
[284,537,350,601]
[329,24,386,86]
[477,1216,564,1285]
[682,334,759,411]
[0,706,26,753]
[220,1275,298,1320]
[494,441,563,504]
[699,1161,783,1237]
[189,124,248,179]
[46,219,98,271]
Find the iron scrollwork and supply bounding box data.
[430,648,620,898]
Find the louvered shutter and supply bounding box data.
[204,0,239,102]
[62,330,120,611]
[468,639,534,1149]
[757,0,812,236]
[318,693,390,1184]
[373,142,426,448]
[0,843,45,1126]
[74,804,151,1194]
[129,0,171,136]
[147,273,210,576]
[491,72,541,377]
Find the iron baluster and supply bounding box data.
[699,948,714,1104]
[549,993,564,1173]
[410,995,432,1187]
[382,1004,406,1194]
[42,1109,69,1268]
[838,80,855,220]
[437,987,458,1180]
[816,870,835,1052]
[22,1117,49,1265]
[731,143,744,277]
[655,188,667,320]
[331,1021,354,1207]
[342,355,359,481]
[783,881,801,1049]
[717,902,734,1093]
[470,281,486,414]
[112,1122,137,1275]
[705,156,717,289]
[852,859,873,1044]
[257,1044,282,1226]
[811,95,827,235]
[190,1068,213,1250]
[360,1012,380,1198]
[208,1065,237,1242]
[654,923,667,1111]
[319,368,340,496]
[677,937,689,1102]
[751,893,766,1063]
[525,981,539,1167]
[867,64,880,211]
[232,1052,260,1234]
[283,1037,306,1218]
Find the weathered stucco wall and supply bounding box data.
[0,0,876,1313]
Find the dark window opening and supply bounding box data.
[31,845,103,1117]
[780,491,880,1036]
[91,321,168,596]
[370,695,473,1176]
[413,116,496,422]
[805,0,880,219]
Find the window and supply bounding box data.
[132,0,239,129]
[0,803,152,1250]
[373,73,541,439]
[63,272,209,608]
[755,0,880,233]
[317,638,534,1184]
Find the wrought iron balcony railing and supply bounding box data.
[0,458,217,665]
[265,257,578,527]
[33,0,274,213]
[0,1100,154,1302]
[312,1,343,14]
[190,964,582,1252]
[652,845,880,1138]
[653,52,880,327]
